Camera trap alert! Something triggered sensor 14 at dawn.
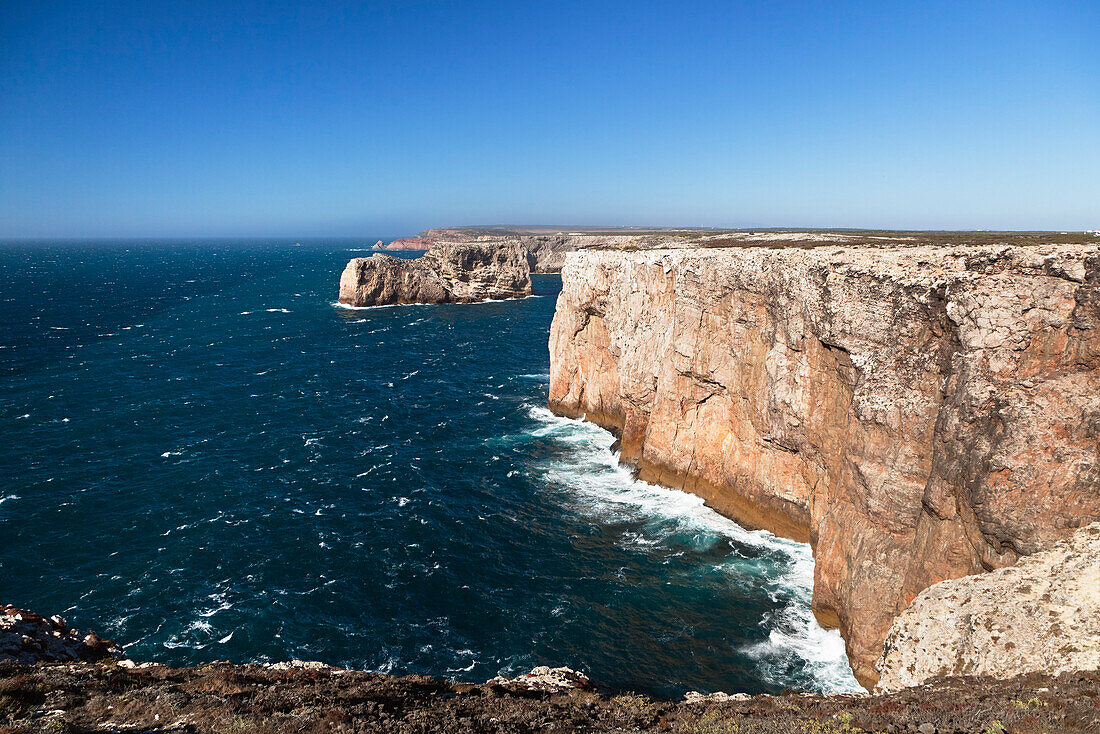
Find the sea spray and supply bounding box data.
[523,405,860,693]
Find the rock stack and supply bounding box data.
[338,244,532,307]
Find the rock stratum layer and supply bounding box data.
[548,244,1100,688]
[338,244,532,307]
[877,522,1100,692]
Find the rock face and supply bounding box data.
[338,244,532,307]
[548,244,1100,688]
[876,522,1100,692]
[1,605,125,664]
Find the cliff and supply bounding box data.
[548,244,1100,688]
[877,522,1100,692]
[388,228,656,272]
[338,244,532,307]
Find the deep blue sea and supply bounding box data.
[0,240,858,697]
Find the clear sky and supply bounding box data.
[2,0,1098,238]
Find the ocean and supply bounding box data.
[0,240,858,697]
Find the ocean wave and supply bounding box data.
[523,404,860,693]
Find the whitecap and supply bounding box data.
[332,301,424,311]
[522,404,860,693]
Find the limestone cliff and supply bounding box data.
[392,228,655,272]
[338,244,532,307]
[548,244,1100,688]
[378,237,433,251]
[876,522,1100,692]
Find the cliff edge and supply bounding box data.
[548,243,1100,688]
[338,244,532,307]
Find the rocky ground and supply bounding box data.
[1,607,123,666]
[1,660,1097,733]
[6,605,1097,733]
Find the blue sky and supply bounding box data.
[1,0,1097,237]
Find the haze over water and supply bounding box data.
[0,240,858,697]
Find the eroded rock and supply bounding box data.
[1,605,125,664]
[487,666,592,692]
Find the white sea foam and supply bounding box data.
[331,295,541,311]
[524,404,861,693]
[331,301,424,311]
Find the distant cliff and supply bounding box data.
[548,243,1100,688]
[338,244,531,307]
[382,229,651,272]
[377,237,433,251]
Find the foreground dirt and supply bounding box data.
[1,661,1098,733]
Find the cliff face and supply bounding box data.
[876,522,1100,692]
[338,244,532,307]
[548,244,1100,688]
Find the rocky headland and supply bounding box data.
[377,236,434,251]
[548,242,1100,688]
[338,243,532,307]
